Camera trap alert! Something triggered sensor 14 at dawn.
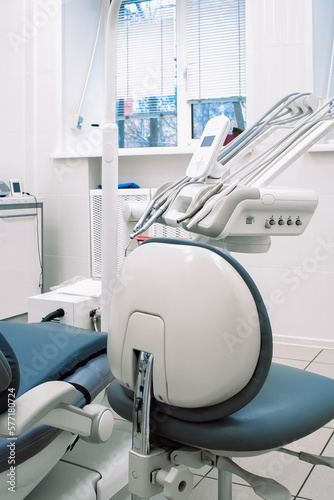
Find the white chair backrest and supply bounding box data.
[108,240,270,411]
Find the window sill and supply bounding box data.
[50,145,197,160]
[308,143,334,152]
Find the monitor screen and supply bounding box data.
[200,135,215,147]
[13,182,21,193]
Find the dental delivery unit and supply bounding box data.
[2,91,334,500]
[127,92,333,253]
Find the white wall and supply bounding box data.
[238,0,334,347]
[0,0,103,292]
[0,2,26,183]
[2,0,334,347]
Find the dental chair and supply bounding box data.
[0,322,114,499]
[107,238,334,500]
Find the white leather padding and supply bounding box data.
[108,242,261,408]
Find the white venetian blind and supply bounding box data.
[186,0,246,101]
[116,0,176,117]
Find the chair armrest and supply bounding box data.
[0,381,76,437]
[0,381,114,443]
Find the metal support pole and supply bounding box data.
[217,470,232,500]
[131,351,154,500]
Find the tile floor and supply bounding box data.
[172,343,334,500]
[99,343,334,500]
[3,315,334,499]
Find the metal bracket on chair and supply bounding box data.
[171,447,292,500]
[132,351,154,455]
[280,447,334,469]
[129,447,193,499]
[129,352,194,500]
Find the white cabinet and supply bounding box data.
[0,197,43,319]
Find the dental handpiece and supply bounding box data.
[130,206,166,239]
[132,176,191,234]
[185,182,239,230]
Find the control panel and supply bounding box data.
[220,188,318,239]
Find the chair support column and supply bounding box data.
[131,351,154,500]
[218,470,232,500]
[129,351,193,500]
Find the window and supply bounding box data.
[116,0,177,148]
[186,0,246,139]
[313,0,334,99]
[312,0,334,146]
[115,0,246,149]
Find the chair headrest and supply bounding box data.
[108,239,272,419]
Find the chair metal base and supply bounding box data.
[218,470,232,500]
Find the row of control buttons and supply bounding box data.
[265,216,302,229]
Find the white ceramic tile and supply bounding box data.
[34,10,62,74]
[58,255,91,285]
[0,132,25,180]
[0,73,24,134]
[33,135,92,195]
[0,2,26,71]
[324,420,334,430]
[231,427,333,496]
[272,357,309,370]
[43,255,61,291]
[35,71,61,135]
[306,362,334,379]
[298,433,334,500]
[245,267,334,347]
[314,349,334,365]
[184,476,218,500]
[273,343,321,362]
[58,194,90,258]
[42,194,60,256]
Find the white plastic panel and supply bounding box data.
[0,203,42,319]
[109,241,261,408]
[90,189,192,279]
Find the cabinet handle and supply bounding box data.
[0,213,37,219]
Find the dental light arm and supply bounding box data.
[101,0,122,332]
[128,93,334,252]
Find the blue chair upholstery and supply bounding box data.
[0,322,113,498]
[109,362,334,453]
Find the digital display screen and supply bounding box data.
[200,135,215,147]
[13,182,21,193]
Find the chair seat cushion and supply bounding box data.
[0,322,112,473]
[0,322,108,397]
[108,362,334,452]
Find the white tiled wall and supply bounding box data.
[1,0,334,346]
[240,0,334,347]
[0,1,26,183]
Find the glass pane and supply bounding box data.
[192,101,246,140]
[116,0,177,148]
[117,115,177,148]
[186,0,246,101]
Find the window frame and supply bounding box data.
[116,0,246,153]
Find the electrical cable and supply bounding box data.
[216,92,303,164]
[131,175,193,235]
[75,0,104,128]
[130,179,203,238]
[41,308,65,323]
[22,192,43,290]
